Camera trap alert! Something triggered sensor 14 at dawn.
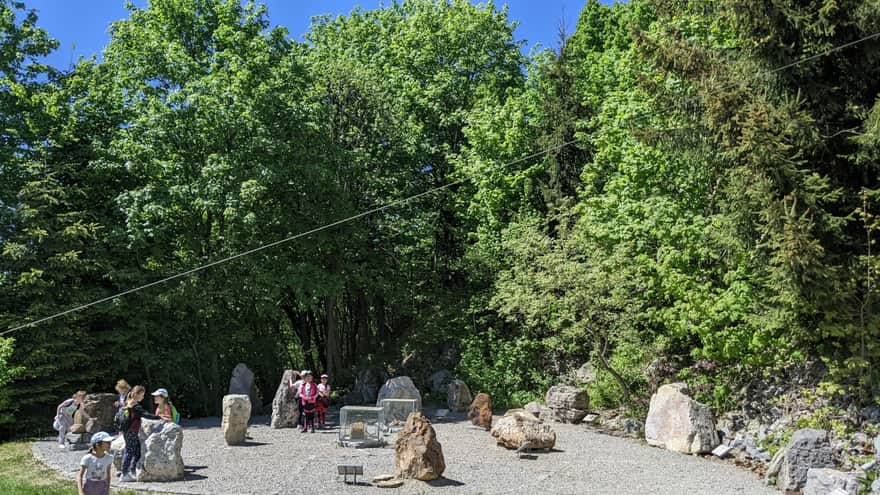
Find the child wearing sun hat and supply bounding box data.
[77,431,114,495]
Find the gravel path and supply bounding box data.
[33,411,777,495]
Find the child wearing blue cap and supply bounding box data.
[77,431,113,495]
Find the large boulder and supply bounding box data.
[344,368,388,405]
[428,370,454,395]
[766,429,834,492]
[395,412,445,481]
[75,393,116,434]
[376,376,422,410]
[468,393,493,429]
[803,468,860,495]
[111,434,125,472]
[544,385,589,423]
[228,363,262,414]
[221,394,252,446]
[137,419,184,482]
[645,383,719,454]
[490,410,556,450]
[270,370,300,429]
[446,380,472,412]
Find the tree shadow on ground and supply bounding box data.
[426,477,465,487]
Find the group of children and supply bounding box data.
[54,379,181,495]
[290,370,331,432]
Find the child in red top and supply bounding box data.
[316,374,330,427]
[298,371,318,433]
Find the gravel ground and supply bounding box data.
[33,410,777,495]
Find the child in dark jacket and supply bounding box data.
[120,385,162,482]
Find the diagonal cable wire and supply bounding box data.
[4,28,880,336]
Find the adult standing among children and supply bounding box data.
[54,390,86,450]
[119,385,163,482]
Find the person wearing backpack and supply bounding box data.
[54,390,86,450]
[118,385,162,482]
[151,388,180,424]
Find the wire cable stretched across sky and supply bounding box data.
[3,28,880,337]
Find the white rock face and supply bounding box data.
[270,369,299,429]
[490,410,556,450]
[446,379,472,412]
[544,385,589,423]
[222,394,252,445]
[644,383,719,454]
[376,376,422,410]
[803,468,859,495]
[137,419,184,482]
[111,434,125,472]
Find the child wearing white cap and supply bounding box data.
[151,388,179,423]
[77,431,113,495]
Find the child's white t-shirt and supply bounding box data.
[292,379,304,398]
[80,453,113,482]
[318,383,330,395]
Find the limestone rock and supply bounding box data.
[80,393,117,434]
[428,370,453,394]
[377,479,405,488]
[446,379,472,412]
[645,383,719,454]
[221,394,252,446]
[344,368,388,405]
[803,468,859,495]
[768,429,834,492]
[468,393,492,429]
[524,401,543,417]
[376,376,422,411]
[491,410,556,450]
[111,434,125,472]
[395,412,445,481]
[137,419,184,482]
[228,363,262,415]
[70,423,86,434]
[572,363,595,385]
[270,370,300,429]
[544,385,589,423]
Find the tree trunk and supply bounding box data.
[325,296,342,377]
[376,295,387,352]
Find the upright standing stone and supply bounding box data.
[137,419,184,482]
[111,434,125,472]
[271,370,299,429]
[222,394,252,445]
[544,385,589,423]
[468,393,493,429]
[80,393,117,434]
[766,429,834,492]
[446,379,472,412]
[376,376,422,410]
[395,412,445,481]
[645,383,719,454]
[229,363,262,414]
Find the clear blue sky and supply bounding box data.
[24,0,611,71]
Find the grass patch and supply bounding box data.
[0,441,147,495]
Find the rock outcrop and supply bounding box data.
[544,385,589,423]
[766,429,834,492]
[395,412,445,481]
[137,419,184,482]
[645,383,719,454]
[221,394,252,445]
[468,393,492,429]
[79,393,117,434]
[446,379,472,412]
[270,369,299,429]
[803,468,859,495]
[490,410,556,450]
[376,376,422,410]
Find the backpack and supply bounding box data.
[169,402,180,424]
[114,407,131,432]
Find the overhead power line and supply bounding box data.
[3,28,880,337]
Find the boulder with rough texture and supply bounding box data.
[428,370,453,394]
[491,410,556,450]
[446,380,472,412]
[137,419,184,482]
[344,368,388,405]
[766,429,834,492]
[544,385,589,423]
[395,412,445,481]
[469,393,493,429]
[80,393,117,433]
[270,370,299,429]
[645,383,719,454]
[111,434,125,471]
[803,468,859,495]
[376,376,422,410]
[572,363,595,385]
[221,394,252,445]
[524,401,543,417]
[228,363,262,414]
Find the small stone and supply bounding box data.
[860,459,877,472]
[712,445,733,459]
[377,479,404,488]
[468,393,492,429]
[372,474,396,482]
[490,410,556,450]
[583,413,599,425]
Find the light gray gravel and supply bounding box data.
[33,411,777,495]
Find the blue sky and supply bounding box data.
[24,0,612,70]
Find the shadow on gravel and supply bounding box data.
[234,441,270,447]
[427,478,465,487]
[184,465,208,481]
